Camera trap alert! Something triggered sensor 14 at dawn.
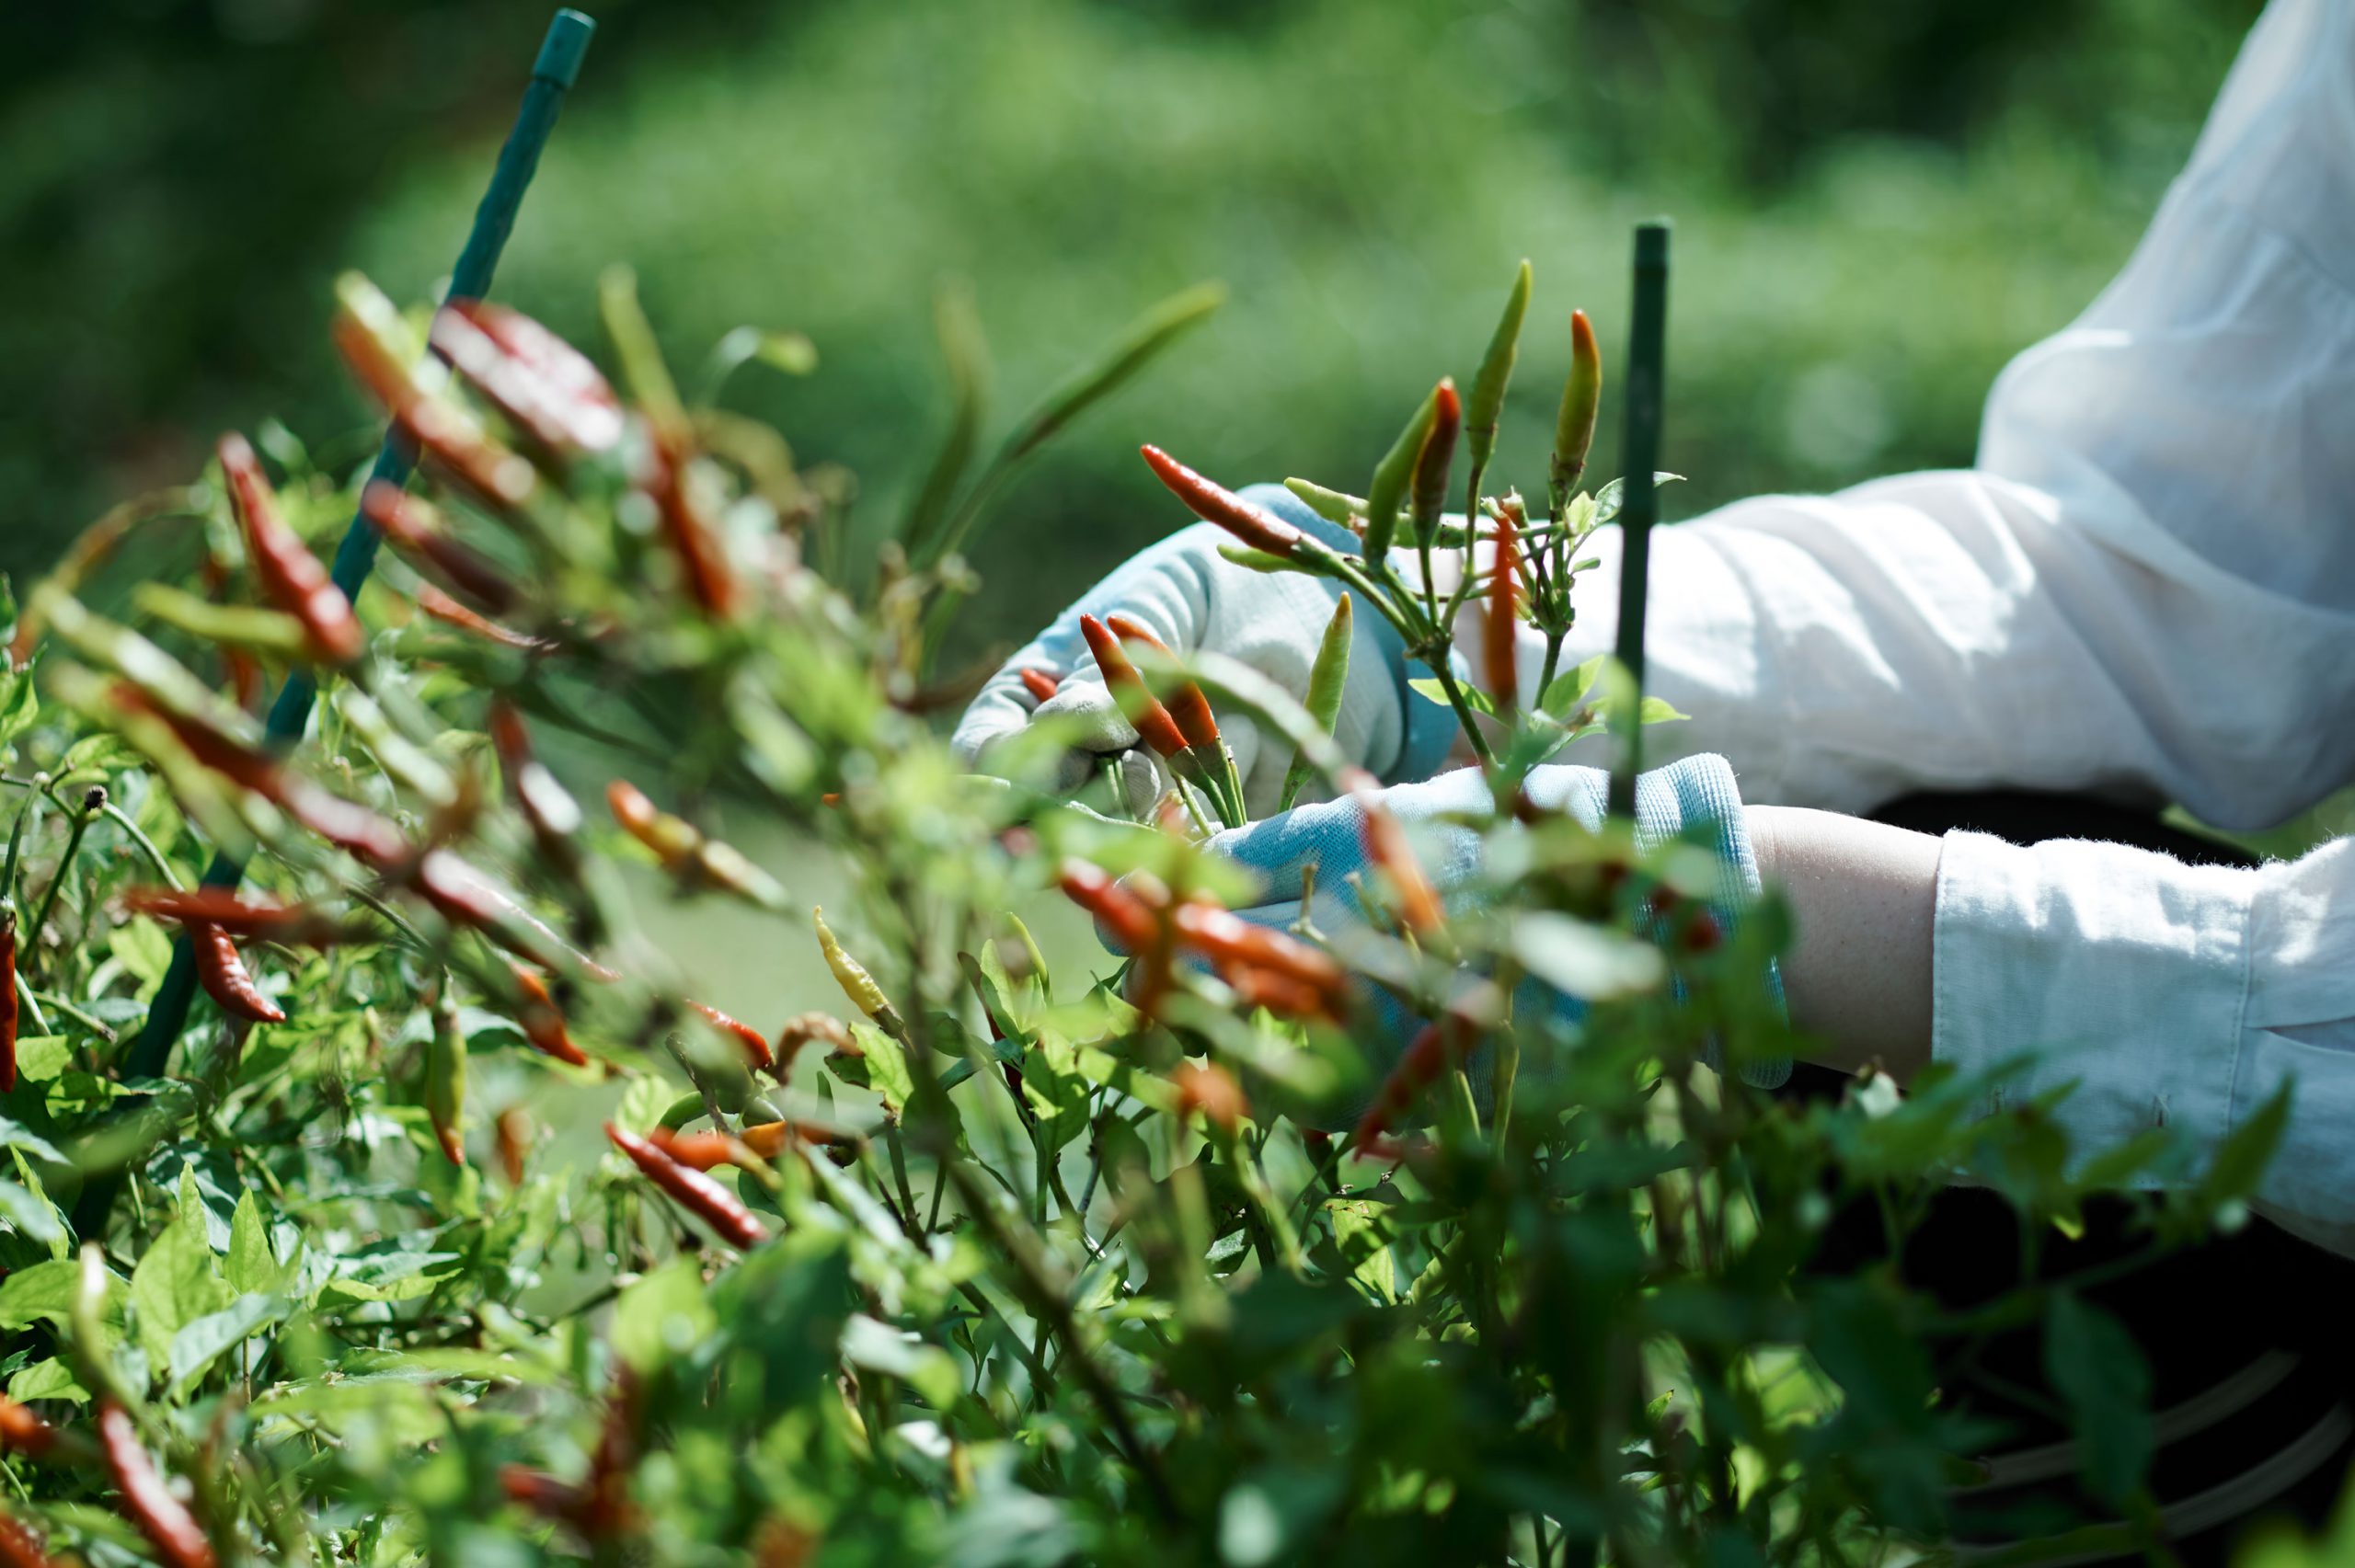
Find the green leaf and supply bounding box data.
[1538,655,1606,719]
[0,1178,63,1247]
[898,280,990,559]
[841,1313,962,1411]
[226,1190,282,1296]
[169,1292,289,1395]
[109,918,178,993]
[10,1035,70,1083]
[8,1356,86,1405]
[130,1215,233,1370]
[835,1022,913,1119]
[1001,281,1224,465]
[613,1255,718,1376]
[0,1114,66,1166]
[0,1259,86,1332]
[0,658,37,750]
[1407,676,1494,717]
[2044,1292,2153,1505]
[1323,1197,1396,1304]
[1511,915,1668,1001]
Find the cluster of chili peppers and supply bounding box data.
[1055,858,1344,1021]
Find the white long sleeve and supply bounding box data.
[1480,0,2355,1247]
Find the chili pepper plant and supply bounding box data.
[0,258,2297,1567]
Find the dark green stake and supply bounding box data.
[1607,223,1670,819]
[75,10,594,1238]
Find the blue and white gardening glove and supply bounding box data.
[1207,752,1788,1097]
[952,486,1462,816]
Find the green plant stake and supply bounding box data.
[1608,221,1669,820]
[83,8,594,1235]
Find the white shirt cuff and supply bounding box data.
[1930,830,2255,1183]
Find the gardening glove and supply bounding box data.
[952,485,1462,818]
[1208,752,1788,1101]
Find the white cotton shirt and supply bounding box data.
[1499,0,2355,1252]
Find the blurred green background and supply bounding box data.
[8,0,2256,660]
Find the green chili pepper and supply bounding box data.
[1278,592,1353,813]
[1465,259,1532,475]
[1281,477,1364,529]
[1550,308,1603,515]
[426,984,467,1166]
[1363,384,1441,559]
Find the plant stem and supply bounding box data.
[27,796,97,980]
[0,782,39,903]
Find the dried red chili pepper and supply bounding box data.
[1351,783,1445,938]
[360,481,519,613]
[507,961,588,1067]
[98,1402,216,1568]
[1078,616,1189,760]
[774,1012,852,1078]
[1485,499,1522,711]
[1103,613,1221,755]
[486,700,582,866]
[188,921,284,1024]
[332,279,536,510]
[638,429,739,617]
[0,909,17,1095]
[500,1463,586,1519]
[0,1395,54,1459]
[0,1508,59,1568]
[687,1000,774,1072]
[431,301,625,460]
[216,433,362,665]
[1018,667,1060,704]
[606,1121,771,1249]
[1139,445,1305,558]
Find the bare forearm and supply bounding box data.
[1748,806,1940,1082]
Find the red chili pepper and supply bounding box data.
[1411,377,1461,532]
[606,1121,771,1250]
[0,1395,55,1459]
[1167,902,1345,999]
[414,583,546,652]
[638,430,739,617]
[506,961,588,1067]
[1078,616,1189,760]
[360,481,519,614]
[500,1463,587,1520]
[431,301,625,459]
[331,298,535,512]
[98,1402,216,1568]
[1139,445,1304,558]
[216,433,362,665]
[121,888,349,945]
[0,1508,59,1568]
[740,1117,859,1157]
[1679,910,1722,954]
[1485,498,1522,710]
[1351,784,1445,937]
[1352,1015,1471,1150]
[1018,667,1061,704]
[1223,963,1331,1020]
[0,910,17,1094]
[187,921,285,1024]
[1056,859,1161,952]
[1104,613,1221,754]
[687,1000,773,1072]
[648,1127,754,1172]
[410,848,589,975]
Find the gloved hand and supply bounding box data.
[951,485,1462,817]
[1205,752,1787,1095]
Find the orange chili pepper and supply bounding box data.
[1351,783,1445,937]
[1172,1061,1246,1132]
[1018,667,1060,704]
[121,888,350,945]
[1078,615,1189,760]
[1104,613,1221,754]
[1352,1014,1472,1150]
[687,1000,774,1072]
[0,1395,55,1459]
[1139,445,1305,558]
[1485,498,1522,711]
[507,961,587,1067]
[0,1505,59,1568]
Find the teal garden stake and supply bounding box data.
[1607,221,1670,820]
[80,9,596,1231]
